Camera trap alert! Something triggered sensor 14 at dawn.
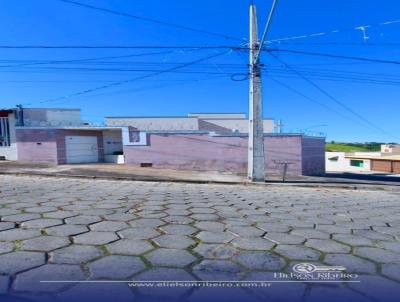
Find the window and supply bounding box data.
[350,159,364,167]
[328,156,339,161]
[0,117,10,147]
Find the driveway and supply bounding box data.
[0,175,399,302]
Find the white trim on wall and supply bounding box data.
[122,127,147,146]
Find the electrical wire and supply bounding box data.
[268,52,400,140]
[23,50,231,106]
[268,76,371,128]
[56,0,245,42]
[0,45,245,49]
[265,48,400,66]
[0,51,175,68]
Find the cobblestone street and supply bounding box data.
[0,175,399,302]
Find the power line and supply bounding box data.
[0,51,174,68]
[268,76,375,129]
[268,52,400,140]
[271,42,400,47]
[0,45,244,49]
[23,50,231,106]
[265,48,400,66]
[2,44,399,66]
[264,18,400,44]
[56,0,245,42]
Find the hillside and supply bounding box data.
[325,142,382,152]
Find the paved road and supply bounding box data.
[0,175,399,302]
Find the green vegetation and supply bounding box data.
[326,141,383,152]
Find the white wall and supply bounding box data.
[0,113,18,160]
[325,152,371,172]
[201,119,275,133]
[105,117,275,133]
[103,129,123,155]
[105,117,199,131]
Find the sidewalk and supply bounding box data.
[0,161,399,191]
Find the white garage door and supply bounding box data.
[65,136,99,164]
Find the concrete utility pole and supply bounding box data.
[248,4,265,182]
[248,1,278,182]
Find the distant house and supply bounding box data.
[326,144,400,174]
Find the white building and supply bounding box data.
[325,152,379,172]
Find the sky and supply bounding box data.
[0,0,399,143]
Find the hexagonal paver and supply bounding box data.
[231,237,275,251]
[21,218,63,229]
[160,224,198,235]
[145,248,197,267]
[192,260,243,281]
[194,221,225,232]
[24,206,58,213]
[103,213,137,222]
[305,239,351,254]
[90,221,128,232]
[45,224,89,236]
[193,243,239,259]
[118,227,160,240]
[43,211,77,219]
[106,239,154,255]
[381,263,400,281]
[129,218,165,228]
[50,245,104,264]
[333,234,375,246]
[89,255,145,279]
[21,236,71,252]
[0,228,41,241]
[377,241,400,253]
[233,251,286,270]
[263,232,305,244]
[2,213,41,223]
[323,254,376,273]
[274,245,321,261]
[0,251,46,274]
[0,222,15,231]
[228,226,265,237]
[73,231,119,245]
[13,264,85,293]
[291,229,330,239]
[196,231,235,244]
[189,207,216,214]
[0,242,14,254]
[152,235,195,249]
[257,222,290,233]
[162,215,194,224]
[354,247,400,263]
[190,214,219,221]
[65,215,102,225]
[354,230,395,241]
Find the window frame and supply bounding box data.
[350,159,364,167]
